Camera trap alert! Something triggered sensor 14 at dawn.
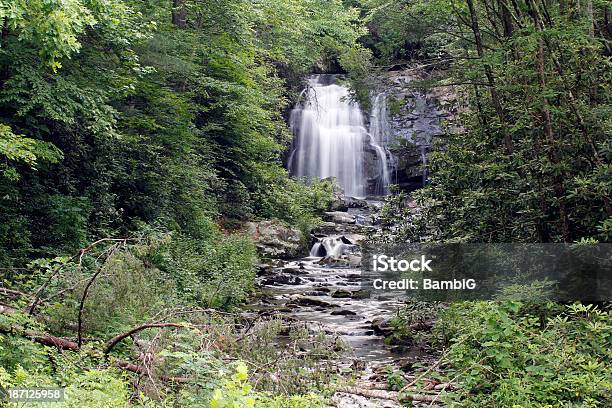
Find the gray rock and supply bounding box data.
[323,211,356,224]
[246,220,303,259]
[371,317,394,336]
[331,309,357,316]
[261,274,304,286]
[290,296,337,308]
[331,289,353,298]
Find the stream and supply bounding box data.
[249,201,440,407]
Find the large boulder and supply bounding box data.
[324,211,356,224]
[246,220,303,259]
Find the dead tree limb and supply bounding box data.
[104,323,185,354]
[28,238,136,315]
[114,359,191,383]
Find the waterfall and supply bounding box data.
[288,75,395,198]
[309,236,357,258]
[288,75,367,198]
[369,93,394,195]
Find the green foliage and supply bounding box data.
[374,0,610,244]
[157,228,257,309]
[210,361,326,408]
[436,302,612,406]
[358,0,449,61]
[0,0,365,403]
[253,174,333,236]
[0,124,62,169]
[0,0,364,266]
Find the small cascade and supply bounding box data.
[309,236,357,258]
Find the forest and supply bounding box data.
[0,0,610,407]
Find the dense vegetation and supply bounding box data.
[0,0,364,405]
[0,0,610,406]
[367,1,611,406]
[368,0,610,243]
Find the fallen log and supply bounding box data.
[0,315,190,383]
[0,322,79,351]
[0,287,28,298]
[335,386,440,402]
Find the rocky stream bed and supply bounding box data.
[247,200,447,407]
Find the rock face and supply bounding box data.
[365,69,455,192]
[246,220,303,259]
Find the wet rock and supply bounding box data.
[324,211,356,224]
[317,256,345,266]
[261,274,304,286]
[345,197,369,208]
[390,345,410,354]
[331,288,353,298]
[349,290,369,300]
[302,290,328,297]
[256,263,273,275]
[330,288,369,300]
[290,296,338,308]
[331,309,357,316]
[246,220,303,259]
[312,222,341,235]
[281,267,309,275]
[330,198,349,212]
[371,317,394,336]
[343,234,366,245]
[339,236,353,244]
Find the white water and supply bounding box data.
[309,236,357,258]
[288,76,367,198]
[369,93,394,195]
[288,76,396,197]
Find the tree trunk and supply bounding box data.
[466,0,514,155]
[529,0,572,241]
[587,0,595,37]
[172,0,187,28]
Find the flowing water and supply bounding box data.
[282,77,402,363]
[252,203,403,363]
[287,75,393,198]
[369,93,395,195]
[254,76,444,406]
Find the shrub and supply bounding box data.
[435,301,612,406]
[210,362,326,408]
[252,170,333,236]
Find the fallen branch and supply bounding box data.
[0,323,79,351]
[114,359,191,383]
[0,303,17,314]
[29,237,136,315]
[335,386,439,402]
[0,287,28,298]
[0,315,190,383]
[104,322,185,354]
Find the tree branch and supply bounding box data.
[104,323,185,354]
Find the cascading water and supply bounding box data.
[288,75,367,198]
[369,93,395,195]
[309,236,357,258]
